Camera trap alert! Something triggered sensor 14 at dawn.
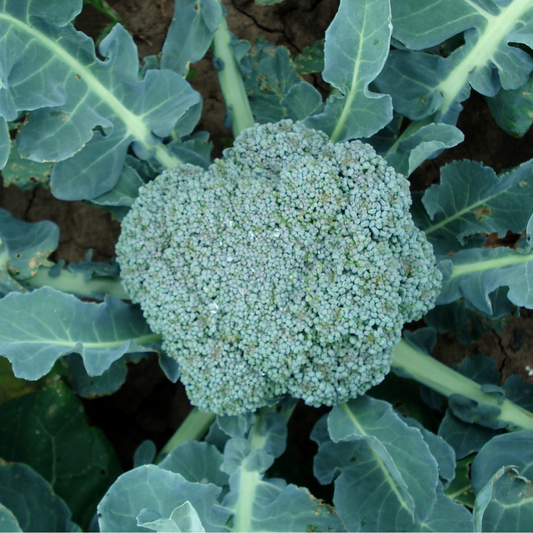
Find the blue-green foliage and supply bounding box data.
[117,120,442,415]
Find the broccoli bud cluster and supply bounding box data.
[116,120,442,415]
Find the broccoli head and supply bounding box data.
[116,120,442,415]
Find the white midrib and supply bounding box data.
[232,469,261,532]
[330,3,370,142]
[448,249,533,279]
[3,332,162,349]
[438,0,533,116]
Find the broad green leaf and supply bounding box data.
[62,352,148,398]
[1,141,52,190]
[0,502,21,532]
[159,441,229,488]
[167,133,213,170]
[0,377,122,529]
[315,439,472,531]
[473,466,533,532]
[294,40,324,76]
[437,247,533,314]
[404,417,456,488]
[438,410,499,460]
[325,397,439,524]
[97,465,230,532]
[377,0,533,124]
[90,162,145,209]
[137,501,206,533]
[504,375,533,412]
[471,430,533,495]
[243,41,319,124]
[0,461,78,532]
[420,159,533,254]
[447,394,506,430]
[282,82,323,122]
[486,73,533,137]
[386,123,464,176]
[445,456,476,508]
[424,291,513,345]
[0,0,200,200]
[0,287,161,381]
[0,208,58,283]
[305,0,393,141]
[161,0,223,77]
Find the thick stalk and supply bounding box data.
[392,339,533,430]
[211,17,255,137]
[156,408,216,462]
[20,266,130,300]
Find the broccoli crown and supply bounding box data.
[116,120,442,415]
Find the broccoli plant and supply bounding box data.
[116,120,442,415]
[0,0,533,531]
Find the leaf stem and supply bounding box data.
[19,266,130,300]
[156,408,216,462]
[211,16,255,137]
[392,339,533,430]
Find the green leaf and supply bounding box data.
[282,82,323,122]
[438,410,499,460]
[504,375,533,412]
[97,465,230,532]
[159,441,229,488]
[437,247,533,314]
[243,40,319,123]
[305,0,393,141]
[161,0,223,77]
[0,287,161,381]
[377,0,533,124]
[294,40,324,76]
[0,502,21,532]
[62,352,148,398]
[0,0,200,200]
[137,501,206,533]
[0,461,78,532]
[421,159,533,254]
[322,396,439,526]
[404,417,456,488]
[474,466,533,532]
[0,208,58,283]
[471,430,533,495]
[0,377,122,529]
[1,141,52,190]
[386,123,464,176]
[445,456,475,508]
[315,438,471,531]
[90,162,145,209]
[424,293,513,345]
[486,73,533,137]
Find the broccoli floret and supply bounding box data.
[116,120,442,415]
